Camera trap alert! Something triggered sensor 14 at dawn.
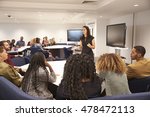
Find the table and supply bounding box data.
[7,46,30,56]
[43,45,72,50]
[19,60,66,86]
[43,45,73,58]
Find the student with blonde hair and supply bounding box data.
[96,53,131,96]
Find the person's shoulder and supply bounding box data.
[127,61,139,67]
[0,62,9,68]
[89,35,94,39]
[95,73,104,83]
[16,41,19,44]
[145,58,150,62]
[38,67,45,72]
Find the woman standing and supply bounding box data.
[80,26,95,61]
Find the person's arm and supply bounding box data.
[45,61,56,82]
[126,65,137,79]
[45,61,54,72]
[87,39,95,49]
[16,41,19,47]
[23,41,25,46]
[5,66,22,87]
[79,40,82,49]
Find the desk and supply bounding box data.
[7,46,30,55]
[43,45,72,49]
[44,45,73,58]
[19,60,66,86]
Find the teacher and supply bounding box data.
[80,26,95,61]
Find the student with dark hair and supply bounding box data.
[80,26,95,61]
[0,46,22,87]
[21,52,56,99]
[16,36,25,48]
[10,39,16,50]
[56,54,103,100]
[0,40,15,66]
[0,40,25,75]
[127,45,150,79]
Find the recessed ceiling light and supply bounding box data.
[134,4,139,7]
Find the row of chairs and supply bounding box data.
[0,76,40,100]
[92,76,150,100]
[9,46,73,67]
[128,76,150,93]
[1,75,150,100]
[91,92,150,100]
[10,56,30,66]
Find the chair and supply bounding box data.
[64,47,73,59]
[30,46,42,55]
[90,92,150,100]
[30,46,49,58]
[0,76,41,100]
[10,56,27,66]
[128,76,150,93]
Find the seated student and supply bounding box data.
[96,53,131,96]
[16,36,25,48]
[0,46,22,87]
[127,46,150,79]
[0,40,25,75]
[0,40,15,66]
[56,54,103,100]
[21,52,56,99]
[30,37,55,60]
[42,36,49,47]
[10,39,16,50]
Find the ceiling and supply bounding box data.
[0,0,150,24]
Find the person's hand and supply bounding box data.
[45,61,50,67]
[87,43,91,48]
[45,61,53,72]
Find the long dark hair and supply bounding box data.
[80,26,91,40]
[22,52,48,92]
[60,54,96,99]
[83,25,91,37]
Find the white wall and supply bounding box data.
[0,23,83,44]
[134,10,150,58]
[96,10,150,63]
[95,14,134,63]
[1,9,150,62]
[95,18,109,57]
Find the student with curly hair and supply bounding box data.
[96,53,131,96]
[56,54,103,100]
